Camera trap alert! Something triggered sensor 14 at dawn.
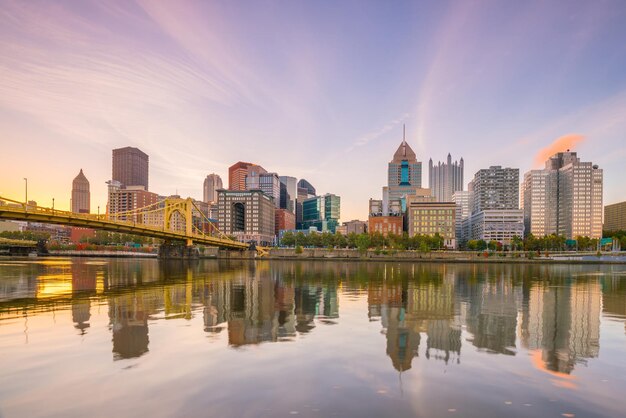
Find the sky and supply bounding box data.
[1,0,625,221]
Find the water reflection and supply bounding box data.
[0,259,623,375]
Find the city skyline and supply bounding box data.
[1,1,625,221]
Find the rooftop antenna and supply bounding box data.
[403,124,406,141]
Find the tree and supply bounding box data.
[355,234,371,253]
[334,232,347,248]
[281,231,295,247]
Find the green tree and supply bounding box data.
[281,231,295,247]
[355,234,371,253]
[334,232,347,248]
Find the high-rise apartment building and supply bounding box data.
[107,180,159,223]
[464,166,523,245]
[469,166,519,213]
[429,154,464,202]
[523,152,603,239]
[604,201,626,231]
[301,193,341,233]
[217,189,275,245]
[71,169,90,214]
[203,174,223,204]
[112,147,149,190]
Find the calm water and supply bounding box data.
[1,259,625,418]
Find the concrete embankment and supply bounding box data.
[221,248,626,264]
[47,250,157,258]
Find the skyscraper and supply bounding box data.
[523,151,603,239]
[112,147,149,190]
[297,179,316,197]
[469,166,519,213]
[71,169,90,214]
[279,176,297,212]
[429,154,464,202]
[228,162,267,191]
[301,193,341,233]
[203,173,223,204]
[246,171,281,208]
[387,131,422,200]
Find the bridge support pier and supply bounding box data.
[158,242,199,259]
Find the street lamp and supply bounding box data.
[52,198,55,213]
[23,178,27,206]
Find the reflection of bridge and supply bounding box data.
[0,195,251,252]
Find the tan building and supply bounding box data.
[71,169,90,214]
[604,201,626,232]
[406,197,456,249]
[203,174,223,204]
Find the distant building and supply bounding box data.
[297,179,316,197]
[452,191,470,244]
[605,201,626,231]
[112,147,149,190]
[406,197,456,249]
[71,169,90,214]
[343,220,367,235]
[217,189,275,245]
[296,186,309,227]
[522,152,603,239]
[275,209,296,236]
[301,193,340,233]
[228,162,266,191]
[246,171,280,208]
[203,174,223,204]
[279,176,297,212]
[429,154,464,202]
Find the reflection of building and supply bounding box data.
[109,294,152,360]
[71,169,90,214]
[520,280,601,374]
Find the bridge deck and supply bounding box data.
[0,204,249,250]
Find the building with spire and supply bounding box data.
[386,126,422,202]
[429,154,464,202]
[71,169,90,214]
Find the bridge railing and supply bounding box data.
[0,196,247,247]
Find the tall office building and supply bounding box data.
[387,130,422,201]
[523,151,603,239]
[246,171,280,208]
[469,166,519,213]
[112,147,149,190]
[107,180,159,223]
[429,154,463,202]
[228,162,267,191]
[279,176,297,212]
[297,179,316,197]
[71,169,90,214]
[301,193,341,233]
[465,166,523,245]
[203,174,223,204]
[452,191,470,244]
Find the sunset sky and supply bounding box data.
[1,0,625,220]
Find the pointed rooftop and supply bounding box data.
[392,139,417,163]
[73,169,89,184]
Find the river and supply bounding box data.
[1,258,625,417]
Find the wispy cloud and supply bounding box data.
[533,134,585,167]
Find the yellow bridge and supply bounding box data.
[0,196,256,252]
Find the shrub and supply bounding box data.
[295,245,303,254]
